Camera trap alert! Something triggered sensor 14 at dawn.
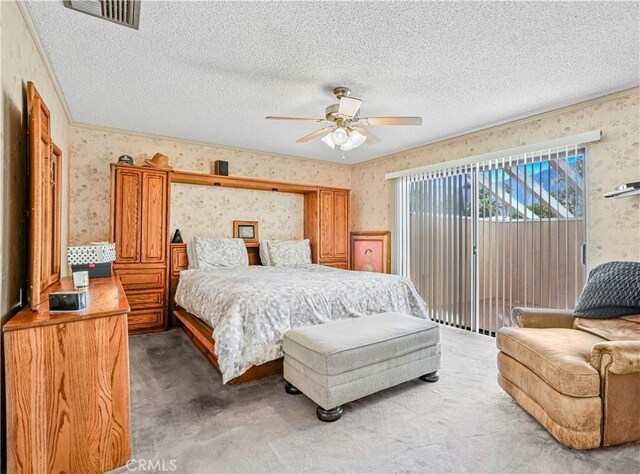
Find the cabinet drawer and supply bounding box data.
[128,309,164,332]
[321,261,349,270]
[118,269,165,290]
[171,247,188,276]
[126,289,165,310]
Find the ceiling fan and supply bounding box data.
[266,86,422,152]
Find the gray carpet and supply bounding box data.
[119,326,640,474]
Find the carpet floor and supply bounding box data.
[117,326,639,473]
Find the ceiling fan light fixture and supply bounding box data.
[321,133,336,149]
[331,127,349,146]
[322,129,366,152]
[340,141,355,152]
[349,129,366,147]
[339,129,367,151]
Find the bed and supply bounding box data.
[170,242,428,384]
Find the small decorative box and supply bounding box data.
[68,242,116,265]
[68,242,116,278]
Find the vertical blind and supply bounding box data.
[392,136,596,335]
[406,165,475,330]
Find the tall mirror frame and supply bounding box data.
[27,82,62,309]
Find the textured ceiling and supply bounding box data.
[26,1,639,163]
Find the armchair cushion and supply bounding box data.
[574,261,640,318]
[574,315,640,342]
[497,327,604,397]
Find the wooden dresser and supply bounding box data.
[110,163,170,334]
[3,276,131,474]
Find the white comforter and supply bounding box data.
[174,264,428,383]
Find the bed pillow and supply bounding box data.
[574,261,640,319]
[259,240,273,266]
[186,240,199,269]
[268,239,312,266]
[193,237,248,269]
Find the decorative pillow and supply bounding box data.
[186,240,198,270]
[259,240,273,266]
[267,239,311,266]
[193,237,248,269]
[574,261,640,319]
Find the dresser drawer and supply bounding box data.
[126,289,165,310]
[128,309,164,332]
[118,269,165,290]
[321,260,349,270]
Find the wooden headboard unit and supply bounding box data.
[169,242,262,317]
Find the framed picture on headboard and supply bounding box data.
[233,221,259,243]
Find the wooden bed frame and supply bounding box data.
[170,243,283,384]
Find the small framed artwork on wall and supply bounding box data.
[233,220,259,243]
[350,231,391,273]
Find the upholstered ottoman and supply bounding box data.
[282,312,441,421]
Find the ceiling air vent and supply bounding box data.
[63,0,140,30]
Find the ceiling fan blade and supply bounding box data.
[266,116,328,123]
[352,127,381,145]
[296,126,334,143]
[361,116,422,126]
[338,97,362,118]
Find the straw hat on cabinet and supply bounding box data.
[144,153,172,169]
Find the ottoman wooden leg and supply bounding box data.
[317,406,343,422]
[420,371,440,383]
[285,382,302,395]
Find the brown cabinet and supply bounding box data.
[114,169,142,263]
[332,190,349,259]
[4,276,131,473]
[319,190,335,259]
[305,188,350,268]
[141,172,168,263]
[111,164,169,334]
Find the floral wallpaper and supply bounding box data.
[350,89,640,268]
[68,126,350,245]
[170,184,303,242]
[68,89,639,270]
[1,0,71,309]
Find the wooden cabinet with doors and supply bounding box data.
[110,164,170,334]
[305,188,350,268]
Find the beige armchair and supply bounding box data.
[496,307,640,449]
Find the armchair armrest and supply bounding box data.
[590,340,640,446]
[511,307,575,329]
[590,341,640,375]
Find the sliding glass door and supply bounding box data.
[409,168,474,330]
[404,146,586,335]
